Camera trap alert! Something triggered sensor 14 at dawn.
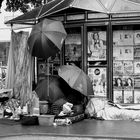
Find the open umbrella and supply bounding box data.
[58,65,94,96]
[28,18,67,60]
[35,75,87,105]
[35,75,66,103]
[5,0,140,25]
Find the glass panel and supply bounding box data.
[37,51,61,82]
[87,26,107,97]
[67,14,84,21]
[0,42,10,89]
[0,42,10,66]
[113,25,140,104]
[64,27,82,68]
[112,13,140,18]
[88,13,108,19]
[51,16,64,21]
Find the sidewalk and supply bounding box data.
[0,119,140,140]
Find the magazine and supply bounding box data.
[134,78,140,88]
[113,90,123,104]
[134,61,140,74]
[88,31,106,61]
[113,76,123,89]
[124,90,133,104]
[88,67,106,97]
[134,90,140,103]
[134,48,140,58]
[134,31,140,45]
[113,47,121,60]
[113,31,134,46]
[123,61,133,75]
[113,61,123,75]
[113,47,133,60]
[123,76,133,90]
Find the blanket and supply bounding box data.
[85,98,140,121]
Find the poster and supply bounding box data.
[134,48,140,58]
[124,90,133,104]
[38,62,47,75]
[113,47,133,60]
[88,67,106,97]
[134,90,140,103]
[50,52,60,63]
[113,90,123,104]
[134,78,140,88]
[123,61,133,75]
[88,31,106,61]
[123,76,133,90]
[38,62,49,76]
[113,76,123,89]
[65,34,82,62]
[113,61,123,75]
[134,31,140,45]
[134,61,140,74]
[113,31,134,46]
[37,62,53,78]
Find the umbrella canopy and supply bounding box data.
[28,18,67,60]
[5,0,140,25]
[35,75,66,103]
[35,75,88,105]
[58,65,94,96]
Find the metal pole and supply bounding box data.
[44,0,47,4]
[47,57,51,98]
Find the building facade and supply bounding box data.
[36,10,140,105]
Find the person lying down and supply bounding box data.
[85,98,140,121]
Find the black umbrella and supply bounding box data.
[28,18,67,60]
[35,75,88,106]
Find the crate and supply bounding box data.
[38,115,55,126]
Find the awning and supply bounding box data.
[5,0,140,25]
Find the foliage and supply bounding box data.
[0,0,46,13]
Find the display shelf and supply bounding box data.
[113,29,140,104]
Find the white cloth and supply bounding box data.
[86,98,140,121]
[6,31,33,107]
